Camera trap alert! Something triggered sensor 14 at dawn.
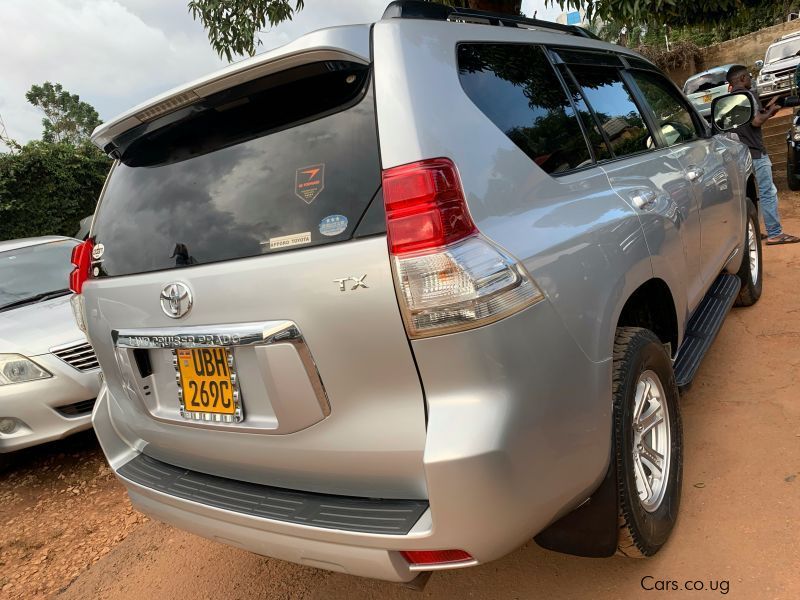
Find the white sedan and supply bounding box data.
[0,236,100,458]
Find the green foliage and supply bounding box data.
[25,82,102,145]
[0,142,111,241]
[548,0,787,29]
[188,0,305,61]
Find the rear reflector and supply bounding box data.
[383,158,543,339]
[400,549,474,566]
[69,239,94,294]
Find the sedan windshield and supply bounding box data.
[0,240,78,310]
[765,39,800,63]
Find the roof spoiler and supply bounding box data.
[90,26,371,155]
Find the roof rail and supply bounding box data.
[381,0,599,39]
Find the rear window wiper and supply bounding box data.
[0,289,72,312]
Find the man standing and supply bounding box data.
[726,65,799,245]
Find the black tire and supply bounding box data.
[788,161,800,191]
[734,198,763,307]
[613,327,683,558]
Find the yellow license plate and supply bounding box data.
[176,348,236,415]
[703,94,713,103]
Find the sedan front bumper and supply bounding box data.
[0,353,101,452]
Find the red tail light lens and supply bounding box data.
[382,158,476,255]
[382,157,543,339]
[400,549,474,566]
[69,239,94,294]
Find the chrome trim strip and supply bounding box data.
[112,321,330,421]
[723,245,740,268]
[407,559,479,572]
[50,338,94,353]
[113,320,299,349]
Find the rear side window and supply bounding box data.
[630,71,699,146]
[557,65,613,161]
[569,65,652,158]
[457,43,593,174]
[91,62,381,278]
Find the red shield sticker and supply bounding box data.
[295,164,325,204]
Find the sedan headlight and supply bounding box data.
[760,73,774,82]
[0,354,52,385]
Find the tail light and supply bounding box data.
[382,158,543,339]
[400,549,474,567]
[69,239,94,294]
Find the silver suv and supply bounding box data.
[77,1,761,585]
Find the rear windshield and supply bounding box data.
[683,72,727,95]
[91,61,381,278]
[0,240,77,310]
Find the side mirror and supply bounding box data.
[711,92,755,132]
[755,60,764,69]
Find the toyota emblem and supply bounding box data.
[160,283,192,319]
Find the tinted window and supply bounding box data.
[632,71,699,146]
[556,48,624,67]
[91,63,381,278]
[558,65,613,161]
[625,56,659,71]
[458,43,593,174]
[0,241,77,310]
[569,65,652,158]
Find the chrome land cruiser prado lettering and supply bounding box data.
[112,321,303,349]
[116,334,243,348]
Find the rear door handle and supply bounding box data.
[629,189,658,210]
[686,167,705,182]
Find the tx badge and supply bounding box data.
[333,275,368,292]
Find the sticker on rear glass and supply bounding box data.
[295,163,325,204]
[319,214,348,237]
[267,231,311,250]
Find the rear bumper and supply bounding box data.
[0,354,100,453]
[92,301,610,582]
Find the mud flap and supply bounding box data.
[533,449,618,558]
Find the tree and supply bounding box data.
[0,141,110,240]
[550,1,787,29]
[25,82,102,145]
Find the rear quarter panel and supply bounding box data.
[373,21,657,523]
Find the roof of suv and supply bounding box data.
[91,3,656,153]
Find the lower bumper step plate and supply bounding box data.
[119,454,428,535]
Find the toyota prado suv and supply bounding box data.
[74,1,762,585]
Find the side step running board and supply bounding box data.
[673,273,741,392]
